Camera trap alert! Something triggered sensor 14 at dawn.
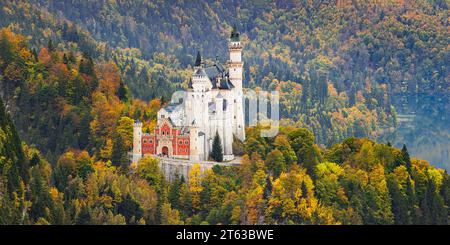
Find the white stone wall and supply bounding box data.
[132,38,246,164]
[132,122,143,164]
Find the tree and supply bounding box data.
[160,203,183,224]
[117,194,144,224]
[425,180,447,224]
[117,81,129,102]
[315,162,345,207]
[273,134,297,165]
[29,167,54,223]
[387,177,409,225]
[189,164,203,212]
[111,134,129,172]
[401,145,412,174]
[168,173,183,210]
[266,166,318,224]
[137,157,162,189]
[76,205,91,225]
[211,131,223,162]
[115,117,134,149]
[265,149,286,177]
[364,164,394,224]
[288,128,321,177]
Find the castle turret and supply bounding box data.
[132,120,143,164]
[189,120,203,162]
[229,25,245,141]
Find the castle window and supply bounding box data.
[143,139,147,143]
[149,140,153,144]
[179,140,183,145]
[185,140,189,145]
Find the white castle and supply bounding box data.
[131,26,245,164]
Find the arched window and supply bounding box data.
[185,140,189,145]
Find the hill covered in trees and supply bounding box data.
[0,1,449,225]
[1,92,449,224]
[1,0,448,169]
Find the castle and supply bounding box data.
[131,27,245,164]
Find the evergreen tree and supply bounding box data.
[388,178,409,224]
[76,205,91,225]
[405,177,417,224]
[211,131,223,162]
[117,194,143,224]
[117,81,129,102]
[169,173,183,210]
[111,134,128,172]
[47,39,55,51]
[426,180,447,224]
[401,144,412,173]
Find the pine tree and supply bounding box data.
[117,81,128,102]
[401,144,412,173]
[388,178,408,224]
[47,39,55,51]
[76,205,91,225]
[405,177,417,224]
[169,173,183,210]
[426,180,447,224]
[211,131,223,162]
[111,134,128,172]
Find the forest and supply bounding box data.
[0,0,449,225]
[1,0,448,169]
[0,29,449,225]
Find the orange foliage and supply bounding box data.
[38,47,52,66]
[96,62,121,98]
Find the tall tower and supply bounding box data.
[132,120,143,164]
[229,25,245,141]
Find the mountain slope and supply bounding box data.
[1,0,449,169]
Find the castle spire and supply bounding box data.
[230,24,240,42]
[194,51,202,67]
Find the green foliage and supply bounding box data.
[211,132,223,162]
[288,128,321,177]
[0,3,449,225]
[265,149,286,177]
[137,157,162,189]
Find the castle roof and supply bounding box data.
[195,51,202,67]
[194,68,208,76]
[230,24,240,42]
[163,103,181,113]
[189,62,234,90]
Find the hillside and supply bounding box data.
[0,1,449,225]
[1,92,450,224]
[2,0,446,168]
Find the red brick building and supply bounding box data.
[138,117,190,159]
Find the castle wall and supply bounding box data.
[131,29,245,165]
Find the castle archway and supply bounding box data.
[162,146,169,156]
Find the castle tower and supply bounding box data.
[189,51,211,140]
[229,25,245,141]
[189,121,203,162]
[132,120,143,164]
